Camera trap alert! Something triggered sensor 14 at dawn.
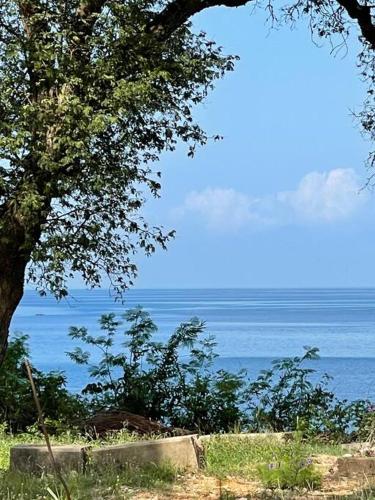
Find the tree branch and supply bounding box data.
[146,0,251,40]
[147,0,375,49]
[336,0,375,47]
[73,0,108,47]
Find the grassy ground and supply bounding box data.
[0,463,178,500]
[0,426,177,499]
[204,434,345,479]
[0,429,364,499]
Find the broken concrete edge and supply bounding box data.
[9,431,292,475]
[336,456,375,478]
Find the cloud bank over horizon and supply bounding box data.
[175,168,369,231]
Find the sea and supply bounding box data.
[11,288,375,401]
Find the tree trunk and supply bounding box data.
[0,251,27,367]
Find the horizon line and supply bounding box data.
[24,285,375,291]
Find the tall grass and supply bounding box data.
[0,463,178,500]
[204,434,345,480]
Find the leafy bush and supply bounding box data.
[69,309,371,438]
[357,404,375,443]
[0,334,85,432]
[3,309,372,439]
[257,434,322,490]
[68,308,246,433]
[246,347,369,440]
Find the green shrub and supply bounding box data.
[68,309,372,438]
[68,308,247,433]
[257,435,322,490]
[0,335,86,432]
[246,346,369,440]
[3,309,372,440]
[357,404,375,443]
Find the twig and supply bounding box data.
[24,359,72,500]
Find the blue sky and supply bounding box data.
[99,7,375,288]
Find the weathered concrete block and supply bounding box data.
[10,435,202,475]
[10,444,89,474]
[337,457,375,477]
[90,435,201,470]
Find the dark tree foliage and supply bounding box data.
[0,0,373,367]
[0,334,85,432]
[0,0,236,365]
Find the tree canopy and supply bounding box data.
[0,0,373,364]
[0,0,237,298]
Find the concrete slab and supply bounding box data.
[337,456,375,477]
[10,432,293,475]
[89,435,201,470]
[10,444,90,474]
[10,435,202,474]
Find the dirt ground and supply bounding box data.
[122,455,375,500]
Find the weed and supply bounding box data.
[204,433,341,481]
[257,435,322,490]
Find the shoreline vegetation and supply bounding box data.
[2,308,371,438]
[2,307,375,498]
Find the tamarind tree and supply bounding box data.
[0,0,373,366]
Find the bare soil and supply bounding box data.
[123,454,375,499]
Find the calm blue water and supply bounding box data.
[11,288,375,401]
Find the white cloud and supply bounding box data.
[181,187,264,230]
[175,169,368,230]
[278,168,366,221]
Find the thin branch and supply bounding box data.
[24,359,72,500]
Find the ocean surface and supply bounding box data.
[11,288,375,401]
